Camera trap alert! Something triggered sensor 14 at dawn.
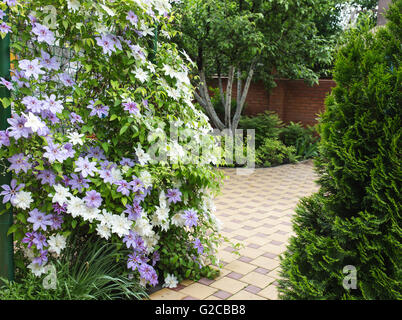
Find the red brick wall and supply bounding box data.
[209,78,336,126]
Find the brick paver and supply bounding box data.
[150,161,318,300]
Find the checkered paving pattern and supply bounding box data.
[150,161,319,300]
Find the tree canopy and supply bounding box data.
[172,0,340,130]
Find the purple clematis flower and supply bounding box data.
[166,188,182,204]
[109,34,122,50]
[120,157,135,167]
[43,94,63,114]
[37,124,50,137]
[124,201,143,221]
[123,230,139,249]
[87,146,106,160]
[148,272,158,286]
[134,235,146,252]
[193,238,204,255]
[22,232,36,248]
[63,143,75,159]
[27,209,53,231]
[7,114,31,140]
[8,153,30,174]
[52,202,67,214]
[59,73,75,87]
[69,173,90,192]
[70,112,83,124]
[130,177,144,193]
[41,110,60,124]
[0,130,10,147]
[139,263,157,285]
[37,170,56,186]
[32,232,48,250]
[40,50,60,71]
[123,101,139,115]
[95,34,116,56]
[74,156,97,178]
[4,0,17,8]
[22,96,44,113]
[99,168,115,184]
[32,23,55,45]
[182,209,198,228]
[19,59,45,80]
[87,101,109,118]
[33,250,48,266]
[0,179,24,204]
[49,213,63,230]
[134,189,147,203]
[127,252,142,271]
[126,10,138,25]
[84,190,103,208]
[116,180,131,196]
[100,160,117,170]
[43,142,67,163]
[0,22,11,34]
[0,77,13,90]
[11,70,29,88]
[151,251,160,267]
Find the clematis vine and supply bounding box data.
[0,0,224,291]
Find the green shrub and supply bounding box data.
[239,111,283,148]
[255,138,297,167]
[280,122,319,160]
[293,137,319,160]
[279,122,314,146]
[279,2,402,300]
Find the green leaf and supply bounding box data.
[120,125,129,135]
[101,142,109,153]
[185,269,191,278]
[0,97,11,108]
[35,163,45,171]
[7,224,18,236]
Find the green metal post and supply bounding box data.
[0,9,14,282]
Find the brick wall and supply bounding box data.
[209,78,336,126]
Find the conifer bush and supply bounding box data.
[278,0,401,300]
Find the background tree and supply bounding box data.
[278,0,401,299]
[173,0,338,131]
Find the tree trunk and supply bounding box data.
[232,61,256,130]
[225,66,235,131]
[218,74,225,108]
[236,69,242,111]
[195,68,225,130]
[217,63,226,107]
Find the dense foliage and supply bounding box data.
[239,111,283,149]
[280,122,319,159]
[279,0,402,299]
[172,0,334,131]
[0,0,225,294]
[1,230,148,300]
[239,112,318,167]
[255,138,297,168]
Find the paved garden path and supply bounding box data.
[150,161,319,300]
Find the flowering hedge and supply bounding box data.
[0,0,224,289]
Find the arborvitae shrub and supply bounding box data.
[278,0,401,300]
